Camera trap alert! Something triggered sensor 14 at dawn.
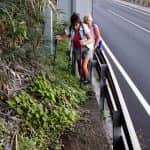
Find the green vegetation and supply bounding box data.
[0,0,45,51]
[6,40,87,149]
[0,0,89,149]
[0,15,88,150]
[0,38,88,149]
[0,0,46,100]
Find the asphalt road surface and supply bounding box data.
[93,0,150,149]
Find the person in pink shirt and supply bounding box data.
[83,14,102,52]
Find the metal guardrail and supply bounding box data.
[95,47,141,150]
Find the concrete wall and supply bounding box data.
[57,0,72,21]
[57,0,92,21]
[74,0,92,19]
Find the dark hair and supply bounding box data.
[70,12,81,25]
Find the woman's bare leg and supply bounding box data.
[82,58,89,80]
[77,60,83,77]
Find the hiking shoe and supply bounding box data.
[83,80,90,84]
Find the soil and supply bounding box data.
[61,90,111,150]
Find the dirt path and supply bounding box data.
[61,90,111,150]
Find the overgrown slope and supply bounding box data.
[0,0,89,149]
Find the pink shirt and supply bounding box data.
[88,24,99,42]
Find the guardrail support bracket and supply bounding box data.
[99,64,107,112]
[113,111,124,150]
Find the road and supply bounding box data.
[93,0,150,149]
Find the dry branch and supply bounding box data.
[9,130,18,150]
[15,65,33,74]
[47,0,57,12]
[0,111,22,123]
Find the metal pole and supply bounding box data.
[44,4,53,54]
[89,60,92,84]
[92,0,94,17]
[50,8,53,54]
[71,0,73,14]
[80,47,83,87]
[113,111,123,150]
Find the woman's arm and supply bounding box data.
[94,25,101,49]
[80,32,93,46]
[56,32,68,41]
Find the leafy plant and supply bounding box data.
[53,16,69,35]
[30,75,57,105]
[0,0,45,53]
[49,106,78,133]
[19,135,37,150]
[30,73,86,108]
[8,91,49,129]
[7,89,79,149]
[0,118,17,150]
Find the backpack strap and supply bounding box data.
[81,23,86,37]
[68,23,86,39]
[68,25,72,38]
[92,23,96,38]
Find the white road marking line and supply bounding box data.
[108,9,150,34]
[102,39,150,116]
[119,4,150,17]
[100,48,141,150]
[114,0,150,16]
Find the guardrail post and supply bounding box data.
[99,64,107,112]
[113,111,124,150]
[52,39,58,72]
[71,53,76,75]
[89,59,97,83]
